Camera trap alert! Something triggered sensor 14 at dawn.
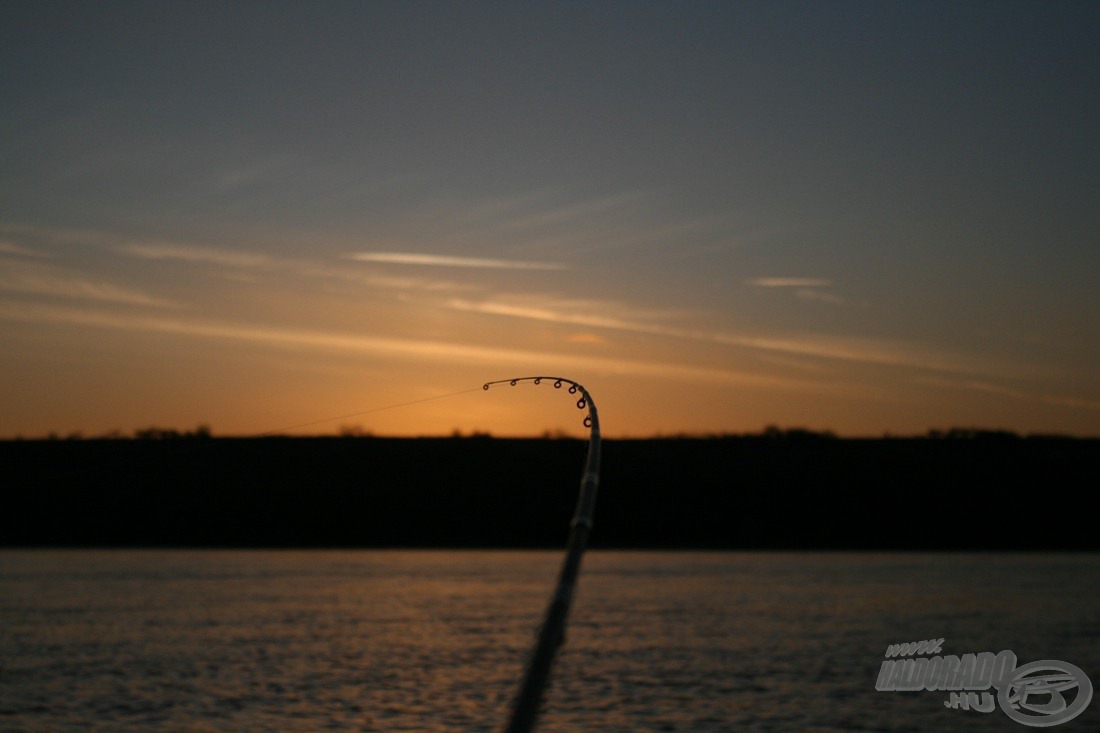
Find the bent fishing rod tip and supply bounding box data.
[482,376,596,429]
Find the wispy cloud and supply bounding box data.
[712,332,944,370]
[354,273,480,293]
[567,333,607,345]
[447,296,691,334]
[117,240,477,293]
[448,293,1008,378]
[0,303,817,390]
[914,376,1100,412]
[750,276,852,306]
[0,261,174,308]
[484,191,645,233]
[347,252,566,270]
[748,277,833,288]
[0,242,52,258]
[119,243,271,268]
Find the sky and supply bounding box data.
[2,1,1099,438]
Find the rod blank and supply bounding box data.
[483,377,601,733]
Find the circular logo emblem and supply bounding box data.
[998,659,1093,727]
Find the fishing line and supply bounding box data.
[246,386,485,438]
[13,385,486,484]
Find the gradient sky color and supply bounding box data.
[2,1,1099,438]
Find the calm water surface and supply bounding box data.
[1,550,1097,732]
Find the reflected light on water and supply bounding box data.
[0,550,1097,731]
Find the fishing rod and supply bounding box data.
[482,376,601,733]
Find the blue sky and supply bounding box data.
[2,1,1098,437]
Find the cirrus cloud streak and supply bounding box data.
[346,252,566,270]
[748,277,833,288]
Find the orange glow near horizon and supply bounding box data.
[3,310,1099,440]
[2,264,1100,439]
[2,5,1099,439]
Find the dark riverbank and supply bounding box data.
[3,435,1097,549]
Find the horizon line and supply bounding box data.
[4,426,1095,441]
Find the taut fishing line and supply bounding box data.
[20,385,486,482]
[247,386,485,437]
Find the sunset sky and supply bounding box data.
[2,1,1098,438]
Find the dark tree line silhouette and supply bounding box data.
[3,434,1096,549]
